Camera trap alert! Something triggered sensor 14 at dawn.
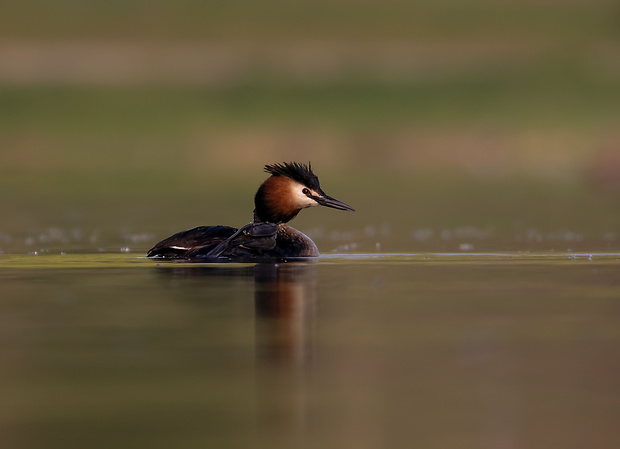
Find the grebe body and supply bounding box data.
[147,162,353,261]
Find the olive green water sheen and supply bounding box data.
[0,253,619,449]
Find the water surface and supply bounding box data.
[1,253,619,449]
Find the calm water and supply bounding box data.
[0,253,619,449]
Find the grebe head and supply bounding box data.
[254,162,355,223]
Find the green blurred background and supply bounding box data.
[1,0,619,253]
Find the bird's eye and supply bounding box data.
[302,188,310,196]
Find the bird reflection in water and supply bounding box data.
[158,262,317,440]
[254,263,316,366]
[159,262,316,364]
[253,263,316,441]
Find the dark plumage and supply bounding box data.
[264,162,321,191]
[146,225,237,259]
[147,162,354,261]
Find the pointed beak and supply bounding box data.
[313,194,355,212]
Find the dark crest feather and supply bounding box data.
[264,162,321,190]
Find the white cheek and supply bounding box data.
[290,183,319,208]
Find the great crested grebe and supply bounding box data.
[147,162,354,260]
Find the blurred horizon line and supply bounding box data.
[0,39,617,86]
